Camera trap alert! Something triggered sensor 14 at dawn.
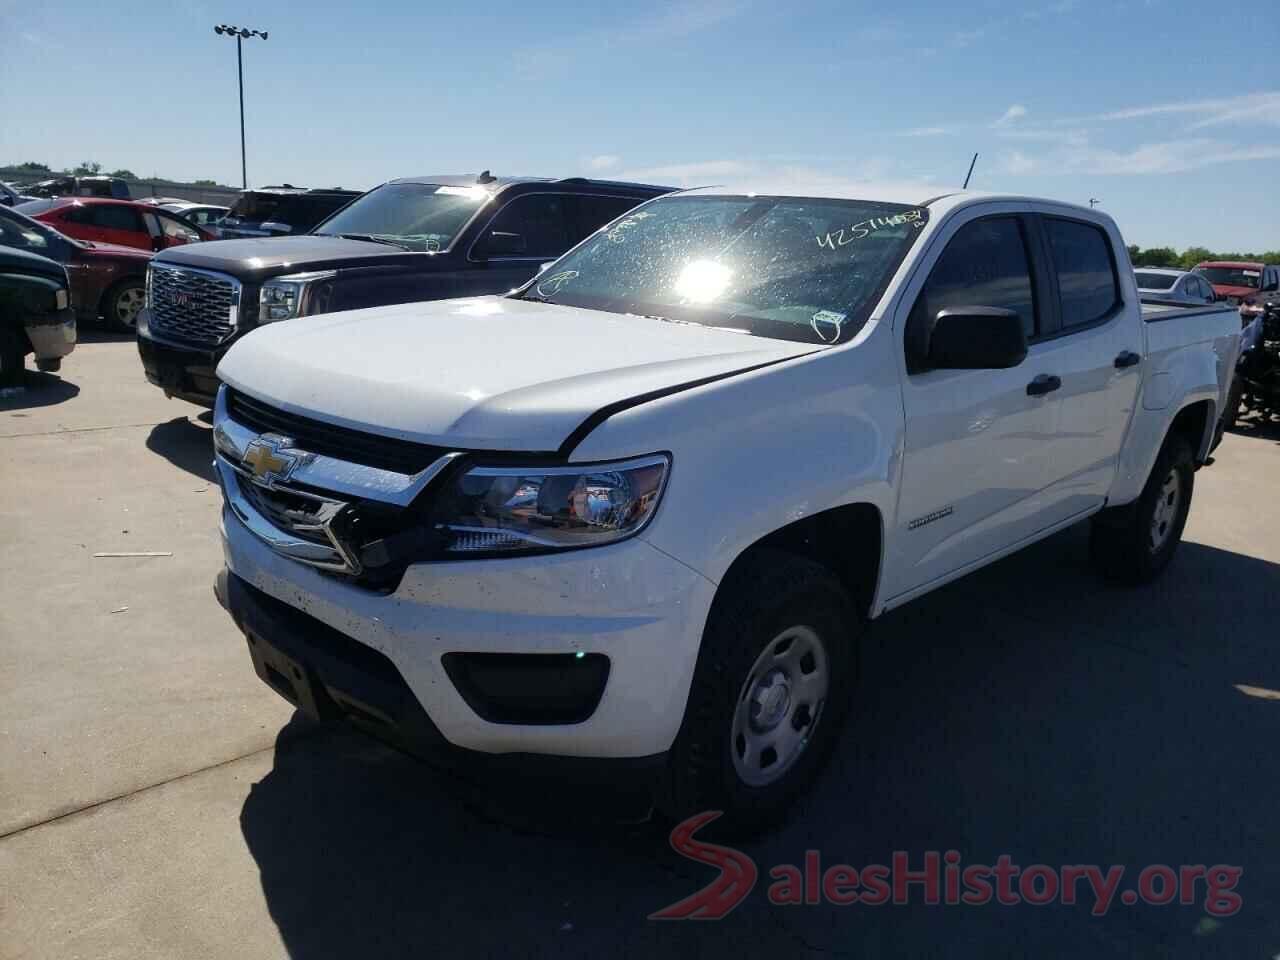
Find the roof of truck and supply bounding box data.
[387,174,673,193]
[679,184,1105,217]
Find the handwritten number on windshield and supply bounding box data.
[817,209,926,250]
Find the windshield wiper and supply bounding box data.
[327,232,409,250]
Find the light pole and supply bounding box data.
[214,24,268,189]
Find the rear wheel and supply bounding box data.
[103,279,145,332]
[657,549,859,835]
[1090,434,1194,584]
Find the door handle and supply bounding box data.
[1114,350,1141,369]
[1026,374,1062,397]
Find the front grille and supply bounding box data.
[226,389,448,475]
[238,481,333,546]
[149,264,239,345]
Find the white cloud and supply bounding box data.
[994,104,1028,127]
[585,155,620,172]
[1096,91,1280,129]
[1002,151,1037,175]
[898,126,952,137]
[1000,138,1280,176]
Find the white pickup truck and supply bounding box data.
[211,186,1239,830]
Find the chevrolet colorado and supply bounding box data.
[211,187,1240,830]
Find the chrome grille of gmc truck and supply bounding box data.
[148,264,240,345]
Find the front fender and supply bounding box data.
[571,323,901,591]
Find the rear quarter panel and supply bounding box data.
[1110,306,1239,503]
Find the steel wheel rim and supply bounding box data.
[116,287,144,328]
[731,625,829,787]
[1149,468,1181,552]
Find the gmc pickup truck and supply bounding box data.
[211,187,1239,831]
[137,174,668,406]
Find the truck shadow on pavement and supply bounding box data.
[239,524,1280,959]
[0,371,80,410]
[145,416,215,483]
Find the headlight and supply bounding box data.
[430,454,670,555]
[258,271,336,324]
[144,263,153,309]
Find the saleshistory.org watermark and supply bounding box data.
[651,812,1243,920]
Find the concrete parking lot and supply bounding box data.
[2,335,1279,958]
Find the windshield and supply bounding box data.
[1134,271,1177,291]
[13,199,59,216]
[518,194,929,344]
[313,183,492,252]
[0,207,68,252]
[1194,266,1260,288]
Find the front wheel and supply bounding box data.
[1090,434,1194,584]
[657,549,859,835]
[103,279,145,332]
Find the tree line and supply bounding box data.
[5,160,220,187]
[1126,245,1277,269]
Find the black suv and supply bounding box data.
[136,173,671,405]
[216,186,362,239]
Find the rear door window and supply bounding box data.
[478,193,573,258]
[1044,218,1120,328]
[92,205,143,232]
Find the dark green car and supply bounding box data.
[0,247,76,389]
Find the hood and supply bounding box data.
[154,235,407,276]
[217,296,818,452]
[0,246,67,282]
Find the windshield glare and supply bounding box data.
[520,195,929,344]
[1134,271,1177,291]
[313,183,491,252]
[1194,266,1260,288]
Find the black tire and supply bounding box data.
[1090,434,1194,585]
[0,325,27,389]
[657,549,860,835]
[102,279,146,332]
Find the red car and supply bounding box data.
[16,197,213,252]
[1193,260,1280,316]
[0,204,152,331]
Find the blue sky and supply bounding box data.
[3,0,1277,250]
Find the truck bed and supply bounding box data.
[1140,298,1239,325]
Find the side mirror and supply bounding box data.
[151,235,165,252]
[927,307,1028,370]
[482,230,527,257]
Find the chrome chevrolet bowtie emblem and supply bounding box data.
[242,434,301,486]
